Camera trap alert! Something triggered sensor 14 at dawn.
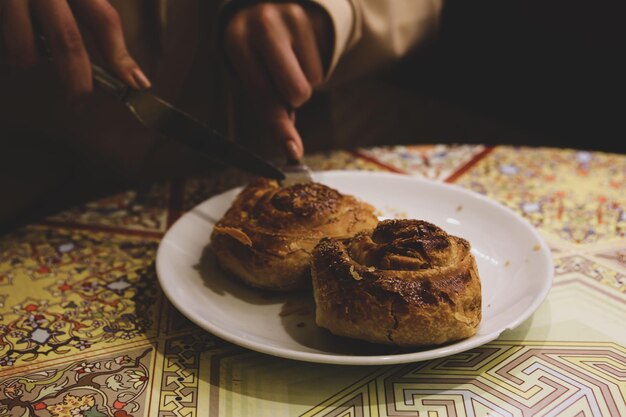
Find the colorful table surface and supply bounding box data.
[1,145,625,417]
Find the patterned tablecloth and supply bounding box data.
[1,145,625,417]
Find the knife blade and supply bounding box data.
[92,64,285,180]
[32,22,284,181]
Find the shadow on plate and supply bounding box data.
[195,243,455,357]
[194,244,293,306]
[276,291,453,357]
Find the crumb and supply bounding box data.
[456,205,463,212]
[505,260,510,267]
[349,265,363,280]
[488,304,491,308]
[524,258,529,263]
[296,322,305,328]
[367,266,375,272]
[532,244,541,251]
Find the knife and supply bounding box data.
[91,64,284,180]
[32,23,283,180]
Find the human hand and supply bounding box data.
[224,2,332,160]
[0,0,150,100]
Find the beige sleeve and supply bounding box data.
[308,0,444,85]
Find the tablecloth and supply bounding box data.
[1,145,625,416]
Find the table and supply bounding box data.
[1,145,625,417]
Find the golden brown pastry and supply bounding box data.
[211,179,378,291]
[312,219,481,346]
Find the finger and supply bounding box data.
[250,6,312,108]
[262,100,304,160]
[224,16,274,97]
[224,15,304,159]
[31,0,92,99]
[1,0,39,68]
[228,41,304,158]
[71,0,150,89]
[282,4,324,88]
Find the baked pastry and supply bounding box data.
[312,219,481,346]
[211,178,378,291]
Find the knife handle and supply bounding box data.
[92,64,131,102]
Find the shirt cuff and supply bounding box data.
[305,0,358,80]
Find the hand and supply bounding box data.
[224,2,332,160]
[0,0,150,100]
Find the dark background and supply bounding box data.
[408,0,625,153]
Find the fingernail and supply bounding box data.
[132,68,151,89]
[286,140,301,160]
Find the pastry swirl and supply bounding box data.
[312,219,481,346]
[211,179,378,290]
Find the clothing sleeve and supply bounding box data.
[306,0,444,85]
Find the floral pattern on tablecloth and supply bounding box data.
[0,346,152,417]
[0,227,161,368]
[356,144,487,180]
[302,150,387,172]
[45,184,171,234]
[453,147,626,245]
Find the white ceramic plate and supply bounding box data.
[156,171,553,365]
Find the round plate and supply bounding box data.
[156,171,553,365]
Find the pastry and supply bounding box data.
[312,219,481,346]
[211,178,378,291]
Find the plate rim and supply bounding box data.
[156,170,554,365]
